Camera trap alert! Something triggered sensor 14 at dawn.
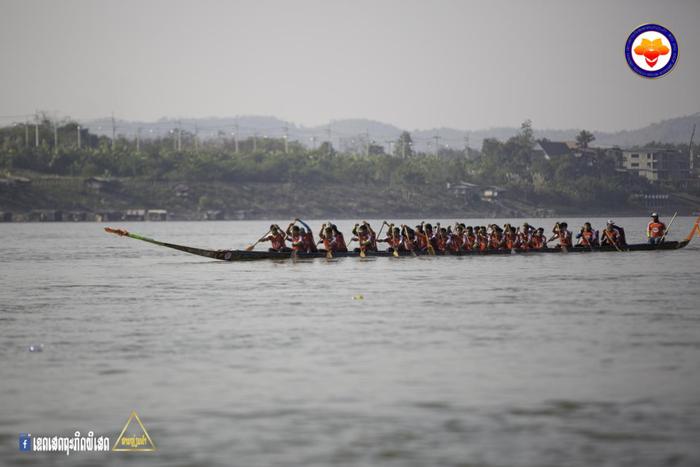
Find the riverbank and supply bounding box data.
[1,171,696,221]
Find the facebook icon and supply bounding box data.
[19,433,31,452]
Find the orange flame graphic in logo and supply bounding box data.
[633,38,670,68]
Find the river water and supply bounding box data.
[1,217,700,467]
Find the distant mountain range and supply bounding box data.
[82,112,700,152]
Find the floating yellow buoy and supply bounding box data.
[353,294,364,300]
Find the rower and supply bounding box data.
[530,227,547,249]
[435,225,448,253]
[489,224,504,249]
[549,222,572,249]
[647,212,666,245]
[351,222,377,253]
[381,225,403,253]
[261,224,290,252]
[502,224,516,250]
[576,222,598,247]
[415,224,428,251]
[464,226,476,250]
[423,223,438,251]
[447,224,464,252]
[601,222,621,248]
[401,224,416,252]
[518,223,533,249]
[296,218,317,253]
[477,226,489,251]
[330,224,348,252]
[607,219,627,245]
[285,222,304,252]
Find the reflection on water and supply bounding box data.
[1,218,699,466]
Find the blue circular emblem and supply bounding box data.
[625,24,678,78]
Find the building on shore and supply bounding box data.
[146,209,168,221]
[621,148,690,182]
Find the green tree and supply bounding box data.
[576,130,595,148]
[394,131,414,158]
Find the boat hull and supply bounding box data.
[213,240,690,261]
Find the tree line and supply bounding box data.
[0,117,685,208]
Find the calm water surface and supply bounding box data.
[1,217,700,467]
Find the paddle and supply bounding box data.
[386,223,399,257]
[350,224,367,258]
[603,228,623,253]
[657,211,678,244]
[245,229,271,251]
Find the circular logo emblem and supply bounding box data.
[625,24,678,78]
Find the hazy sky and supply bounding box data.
[1,0,699,131]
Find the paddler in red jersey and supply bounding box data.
[489,224,504,250]
[351,221,377,253]
[529,227,547,249]
[261,224,290,252]
[647,212,666,245]
[549,222,572,249]
[576,222,598,247]
[447,224,464,252]
[319,223,348,253]
[402,225,418,252]
[435,224,448,253]
[477,226,489,251]
[502,224,517,250]
[414,224,428,251]
[285,222,305,252]
[293,218,317,253]
[601,221,622,248]
[379,224,402,253]
[463,226,476,251]
[517,223,533,250]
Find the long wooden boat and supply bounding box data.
[104,223,698,262]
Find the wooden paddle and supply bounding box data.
[245,229,271,251]
[657,211,678,244]
[603,228,623,252]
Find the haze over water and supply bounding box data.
[1,217,700,466]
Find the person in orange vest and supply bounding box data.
[548,222,572,248]
[647,213,666,245]
[529,228,547,249]
[296,219,318,253]
[601,222,622,248]
[261,224,290,252]
[576,222,599,247]
[463,226,477,250]
[351,222,377,253]
[285,222,305,252]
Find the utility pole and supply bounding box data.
[365,130,370,157]
[433,134,441,156]
[53,121,58,153]
[177,120,182,151]
[111,113,116,150]
[77,125,81,149]
[326,125,332,156]
[234,123,239,153]
[34,115,39,147]
[283,125,289,154]
[253,132,257,152]
[136,127,141,152]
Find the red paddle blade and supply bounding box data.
[104,227,129,236]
